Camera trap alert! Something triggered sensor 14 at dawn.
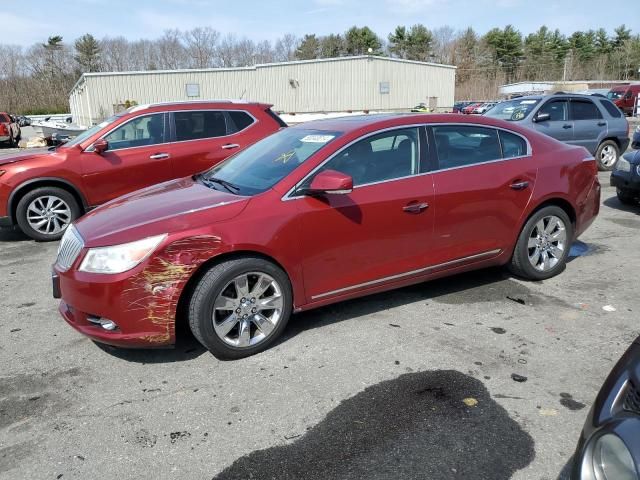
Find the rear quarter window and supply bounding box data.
[499,131,528,158]
[599,99,623,118]
[227,111,255,133]
[0,114,9,122]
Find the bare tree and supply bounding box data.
[273,34,298,62]
[183,27,219,68]
[157,29,187,70]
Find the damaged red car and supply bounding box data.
[53,114,601,359]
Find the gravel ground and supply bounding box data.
[0,171,639,480]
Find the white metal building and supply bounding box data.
[69,56,456,127]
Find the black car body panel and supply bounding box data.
[611,150,640,197]
[571,336,640,479]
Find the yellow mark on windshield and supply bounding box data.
[274,150,295,164]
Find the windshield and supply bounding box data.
[59,115,120,149]
[201,128,342,196]
[484,99,540,121]
[607,90,624,100]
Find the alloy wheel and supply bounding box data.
[527,215,567,272]
[26,195,72,236]
[212,272,284,348]
[600,145,617,167]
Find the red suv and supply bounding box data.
[53,114,601,359]
[0,101,285,240]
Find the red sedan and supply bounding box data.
[53,114,601,359]
[0,101,284,241]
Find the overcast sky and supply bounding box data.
[5,0,639,46]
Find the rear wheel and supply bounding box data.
[616,188,637,205]
[188,257,293,359]
[16,187,81,241]
[509,206,573,281]
[595,140,620,171]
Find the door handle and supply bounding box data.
[597,121,606,126]
[403,202,429,214]
[149,153,170,160]
[222,143,240,150]
[562,124,572,129]
[510,181,529,190]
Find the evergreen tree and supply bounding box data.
[345,26,382,55]
[74,34,101,72]
[319,34,344,58]
[295,34,320,60]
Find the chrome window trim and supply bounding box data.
[281,122,532,202]
[282,124,426,201]
[311,248,502,300]
[86,109,256,153]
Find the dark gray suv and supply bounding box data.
[485,93,630,170]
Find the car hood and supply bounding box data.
[0,148,53,166]
[75,177,250,247]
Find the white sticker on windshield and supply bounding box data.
[300,135,335,143]
[520,100,537,104]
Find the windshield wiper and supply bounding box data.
[200,175,241,194]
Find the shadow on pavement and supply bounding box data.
[602,194,640,214]
[213,370,536,480]
[0,227,30,242]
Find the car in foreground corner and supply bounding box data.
[571,335,640,480]
[611,150,640,205]
[0,101,285,241]
[485,94,629,171]
[52,113,601,359]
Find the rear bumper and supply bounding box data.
[575,176,601,238]
[0,136,9,142]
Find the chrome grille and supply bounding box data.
[624,381,640,415]
[56,226,84,271]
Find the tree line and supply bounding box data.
[0,24,638,115]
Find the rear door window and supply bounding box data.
[538,100,568,121]
[174,111,228,141]
[570,100,603,120]
[104,114,166,151]
[432,126,501,169]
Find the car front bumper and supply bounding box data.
[571,338,640,479]
[54,260,182,348]
[611,168,640,192]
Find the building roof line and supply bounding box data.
[69,55,457,94]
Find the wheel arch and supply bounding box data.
[174,249,296,332]
[509,196,577,259]
[7,177,88,224]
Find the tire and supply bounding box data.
[7,135,16,148]
[509,206,573,281]
[616,188,637,205]
[188,257,293,359]
[595,140,620,171]
[15,186,81,241]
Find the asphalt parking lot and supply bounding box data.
[1,170,639,480]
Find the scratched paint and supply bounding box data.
[122,235,222,345]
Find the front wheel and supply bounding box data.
[509,206,573,281]
[595,140,620,171]
[16,187,81,241]
[188,257,293,359]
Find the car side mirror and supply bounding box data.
[92,138,109,154]
[534,112,551,123]
[304,169,353,195]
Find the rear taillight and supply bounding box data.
[0,124,6,135]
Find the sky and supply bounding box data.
[5,0,639,46]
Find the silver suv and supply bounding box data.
[485,93,630,170]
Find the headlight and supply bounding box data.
[79,234,166,274]
[592,434,638,480]
[617,158,631,172]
